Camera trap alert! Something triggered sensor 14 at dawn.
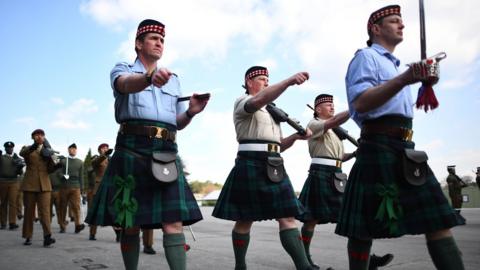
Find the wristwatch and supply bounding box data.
[146,68,157,84]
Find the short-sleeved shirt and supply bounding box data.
[307,118,344,159]
[345,43,413,127]
[110,58,187,125]
[234,95,282,143]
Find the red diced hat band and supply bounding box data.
[136,19,165,39]
[367,5,401,32]
[245,66,269,80]
[314,94,333,107]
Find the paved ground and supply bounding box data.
[0,206,478,270]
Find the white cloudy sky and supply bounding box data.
[1,0,479,190]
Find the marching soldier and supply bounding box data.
[476,167,480,190]
[86,19,209,270]
[335,5,465,270]
[19,129,56,247]
[88,143,119,241]
[212,66,315,270]
[58,143,85,233]
[446,165,467,214]
[0,141,25,230]
[49,165,63,226]
[297,94,392,270]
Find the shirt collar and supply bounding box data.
[371,43,401,67]
[131,58,147,73]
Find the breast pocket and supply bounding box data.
[378,69,396,83]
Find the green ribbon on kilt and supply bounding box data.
[112,175,138,228]
[374,183,403,234]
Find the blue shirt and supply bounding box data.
[345,43,413,127]
[110,58,186,125]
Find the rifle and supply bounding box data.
[306,104,359,147]
[265,103,306,135]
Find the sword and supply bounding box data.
[188,225,196,241]
[419,0,427,60]
[64,153,70,180]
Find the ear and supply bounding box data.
[371,24,381,36]
[135,39,143,52]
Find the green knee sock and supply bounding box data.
[347,238,372,270]
[301,226,315,265]
[427,237,465,270]
[279,228,311,270]
[120,233,140,270]
[163,233,186,270]
[232,231,250,270]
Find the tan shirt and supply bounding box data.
[307,118,344,159]
[234,95,282,143]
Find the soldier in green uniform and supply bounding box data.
[0,141,25,230]
[58,143,85,233]
[475,167,480,190]
[20,129,56,247]
[49,165,63,226]
[213,66,317,270]
[297,94,392,270]
[446,165,467,214]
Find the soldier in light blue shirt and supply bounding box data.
[86,19,209,270]
[335,5,464,270]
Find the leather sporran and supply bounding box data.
[266,156,286,183]
[151,151,178,183]
[332,172,347,193]
[402,149,428,186]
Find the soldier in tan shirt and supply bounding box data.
[213,66,319,270]
[19,129,56,247]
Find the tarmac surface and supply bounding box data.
[0,206,478,270]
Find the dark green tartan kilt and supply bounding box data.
[335,116,464,239]
[212,149,305,221]
[85,120,202,229]
[297,163,343,224]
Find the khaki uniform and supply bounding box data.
[234,95,282,142]
[19,145,52,238]
[58,156,84,230]
[446,173,465,210]
[307,118,344,159]
[88,154,108,236]
[0,153,23,227]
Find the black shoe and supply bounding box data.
[9,223,19,230]
[75,224,85,233]
[369,253,394,269]
[70,217,75,222]
[306,255,320,270]
[115,230,120,242]
[24,238,32,245]
[17,214,23,220]
[59,228,65,233]
[34,218,39,223]
[143,246,156,255]
[43,235,56,247]
[0,224,6,229]
[89,234,96,241]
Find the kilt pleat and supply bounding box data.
[212,148,304,221]
[335,116,464,239]
[85,120,202,229]
[297,164,343,224]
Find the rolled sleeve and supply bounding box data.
[110,62,130,94]
[234,95,253,119]
[307,119,325,140]
[346,51,377,104]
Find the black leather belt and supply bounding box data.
[361,124,413,142]
[119,123,176,141]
